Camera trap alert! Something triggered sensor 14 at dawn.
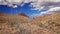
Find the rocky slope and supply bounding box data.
[39,14,60,34]
[33,16,44,21]
[19,13,28,17]
[0,13,60,34]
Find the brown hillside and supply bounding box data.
[0,12,4,14]
[0,14,43,34]
[33,14,52,21]
[0,13,60,34]
[33,17,44,21]
[40,14,60,34]
[20,13,28,17]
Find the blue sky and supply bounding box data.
[0,3,46,18]
[0,0,60,18]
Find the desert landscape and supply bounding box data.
[0,13,60,34]
[0,0,60,34]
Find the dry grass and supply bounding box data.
[0,14,60,34]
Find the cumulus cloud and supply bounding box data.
[40,7,60,14]
[0,0,26,8]
[31,7,60,17]
[0,0,60,17]
[0,0,60,9]
[30,0,60,10]
[47,7,60,13]
[0,0,37,8]
[30,0,60,17]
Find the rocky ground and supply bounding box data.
[0,13,60,34]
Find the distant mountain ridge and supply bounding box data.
[20,13,27,17]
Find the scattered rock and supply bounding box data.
[0,13,60,34]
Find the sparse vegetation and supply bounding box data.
[0,14,60,34]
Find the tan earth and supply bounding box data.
[0,13,60,34]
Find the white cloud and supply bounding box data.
[0,0,60,9]
[30,0,60,10]
[31,7,60,17]
[0,0,60,17]
[30,0,60,17]
[47,7,60,14]
[0,0,37,8]
[41,7,60,14]
[0,0,24,8]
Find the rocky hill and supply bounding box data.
[19,13,28,17]
[0,13,60,34]
[39,14,60,34]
